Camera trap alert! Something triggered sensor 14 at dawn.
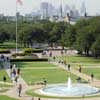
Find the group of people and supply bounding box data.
[10,64,20,83]
[0,55,10,69]
[10,64,23,97]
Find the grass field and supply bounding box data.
[13,62,83,85]
[22,68,79,85]
[0,95,18,100]
[12,62,57,68]
[0,70,10,82]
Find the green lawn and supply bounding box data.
[22,68,80,85]
[12,62,86,85]
[12,62,57,68]
[0,95,18,100]
[82,68,100,80]
[0,70,10,82]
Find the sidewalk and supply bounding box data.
[52,62,100,87]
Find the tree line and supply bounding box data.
[0,17,100,57]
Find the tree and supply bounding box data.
[91,36,100,58]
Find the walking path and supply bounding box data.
[52,62,100,87]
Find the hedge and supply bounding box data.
[0,49,10,54]
[10,58,48,62]
[24,48,43,54]
[12,53,26,57]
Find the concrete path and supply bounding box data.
[52,62,100,87]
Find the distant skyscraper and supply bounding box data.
[64,4,70,15]
[69,5,80,18]
[40,2,49,19]
[80,1,87,16]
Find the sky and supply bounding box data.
[0,0,100,16]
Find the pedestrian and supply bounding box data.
[15,76,18,84]
[38,97,40,100]
[17,68,20,76]
[49,51,52,57]
[43,78,47,86]
[10,65,13,70]
[64,60,67,67]
[91,73,94,81]
[18,84,22,97]
[53,56,55,61]
[68,64,70,71]
[3,76,6,82]
[61,50,63,55]
[13,68,16,77]
[31,97,34,100]
[79,66,82,73]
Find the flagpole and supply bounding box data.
[16,1,18,54]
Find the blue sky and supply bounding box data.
[0,0,100,16]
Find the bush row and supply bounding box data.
[24,48,43,54]
[0,49,10,54]
[12,53,26,57]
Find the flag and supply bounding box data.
[16,0,23,5]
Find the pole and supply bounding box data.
[16,1,18,54]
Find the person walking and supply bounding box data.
[38,97,40,100]
[3,76,6,82]
[17,68,21,76]
[79,66,82,73]
[18,84,22,97]
[91,73,94,81]
[68,64,70,71]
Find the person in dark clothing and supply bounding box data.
[68,64,71,71]
[3,76,6,82]
[38,98,40,100]
[17,68,20,76]
[91,73,94,81]
[49,52,52,57]
[43,78,47,86]
[10,65,13,70]
[15,76,18,83]
[79,66,82,73]
[13,69,16,77]
[18,84,22,97]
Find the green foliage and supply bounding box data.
[0,49,10,54]
[1,17,100,57]
[91,36,100,58]
[24,48,43,54]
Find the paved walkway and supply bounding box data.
[52,62,100,87]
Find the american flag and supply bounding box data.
[16,0,23,5]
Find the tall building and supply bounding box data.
[80,1,87,16]
[40,2,49,19]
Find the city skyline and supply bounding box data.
[0,0,100,16]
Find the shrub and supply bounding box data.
[24,48,43,54]
[0,49,10,54]
[12,53,26,57]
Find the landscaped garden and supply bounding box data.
[11,62,80,85]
